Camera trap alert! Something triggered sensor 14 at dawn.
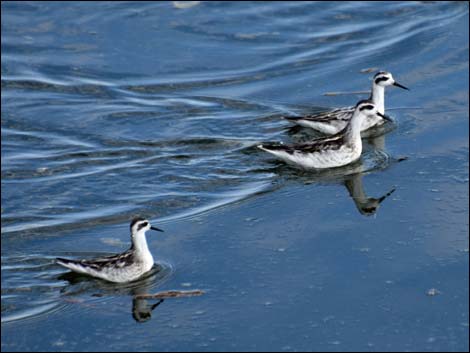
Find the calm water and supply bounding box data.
[1,1,468,351]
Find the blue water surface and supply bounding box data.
[1,1,469,351]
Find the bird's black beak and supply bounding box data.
[393,81,409,90]
[377,111,393,122]
[150,226,164,232]
[377,187,396,203]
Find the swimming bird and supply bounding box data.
[56,218,164,283]
[284,71,408,134]
[259,100,389,169]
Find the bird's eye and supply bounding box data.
[359,105,374,111]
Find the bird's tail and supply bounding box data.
[56,257,80,270]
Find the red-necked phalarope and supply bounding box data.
[285,71,409,134]
[259,100,390,169]
[56,218,164,283]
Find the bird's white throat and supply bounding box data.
[371,84,385,114]
[132,229,152,256]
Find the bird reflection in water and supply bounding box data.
[343,172,395,216]
[132,297,164,323]
[58,264,169,323]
